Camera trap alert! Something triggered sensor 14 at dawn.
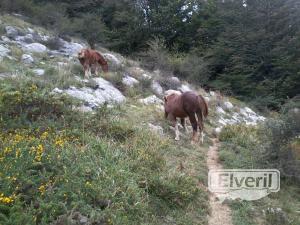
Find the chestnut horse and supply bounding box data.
[78,48,108,78]
[164,91,208,143]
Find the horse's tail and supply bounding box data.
[96,52,108,72]
[198,95,208,118]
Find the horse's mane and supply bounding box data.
[198,95,208,118]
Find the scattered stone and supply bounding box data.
[215,127,222,135]
[23,43,47,53]
[1,36,10,42]
[151,81,163,96]
[33,69,45,76]
[0,44,10,58]
[171,76,180,83]
[27,27,35,34]
[122,74,139,87]
[103,53,123,67]
[216,106,226,115]
[139,95,163,105]
[148,123,164,136]
[60,40,83,56]
[21,54,34,64]
[179,84,192,92]
[142,73,152,80]
[57,62,68,67]
[5,26,19,39]
[54,78,125,108]
[210,91,215,96]
[15,34,35,43]
[223,101,234,110]
[51,88,63,94]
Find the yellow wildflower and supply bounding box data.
[41,131,49,140]
[55,138,64,147]
[34,144,44,162]
[0,193,14,204]
[38,184,46,195]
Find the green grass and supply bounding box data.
[0,77,209,225]
[219,124,300,225]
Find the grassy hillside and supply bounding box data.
[0,14,213,225]
[0,14,299,225]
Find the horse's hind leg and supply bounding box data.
[180,118,187,133]
[196,112,204,144]
[188,113,198,142]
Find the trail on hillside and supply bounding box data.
[207,138,233,225]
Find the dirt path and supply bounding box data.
[207,138,233,225]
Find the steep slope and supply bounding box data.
[0,14,270,225]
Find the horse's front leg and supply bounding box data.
[168,114,180,141]
[181,118,187,133]
[174,119,180,141]
[83,63,90,78]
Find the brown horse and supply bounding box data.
[164,91,208,143]
[78,48,108,78]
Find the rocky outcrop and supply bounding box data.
[23,43,47,53]
[0,44,10,58]
[122,74,139,87]
[52,78,126,110]
[21,54,34,64]
[139,95,163,105]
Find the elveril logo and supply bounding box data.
[208,169,280,201]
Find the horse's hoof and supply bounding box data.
[175,137,180,141]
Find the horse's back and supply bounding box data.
[181,92,200,112]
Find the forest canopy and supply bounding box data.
[1,0,299,110]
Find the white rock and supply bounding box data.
[52,88,63,94]
[139,95,163,105]
[148,123,164,136]
[74,105,93,113]
[53,78,126,109]
[122,75,139,87]
[223,101,234,110]
[103,53,123,67]
[216,106,226,115]
[33,69,45,76]
[21,54,34,64]
[218,118,228,126]
[15,34,34,43]
[27,28,35,34]
[0,44,10,58]
[1,36,10,42]
[179,84,192,92]
[57,62,68,67]
[92,77,126,104]
[244,107,256,115]
[215,127,222,134]
[171,76,180,83]
[5,26,19,39]
[23,43,47,53]
[151,81,163,96]
[142,73,152,80]
[60,40,83,56]
[210,91,215,96]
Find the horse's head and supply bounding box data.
[78,49,87,59]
